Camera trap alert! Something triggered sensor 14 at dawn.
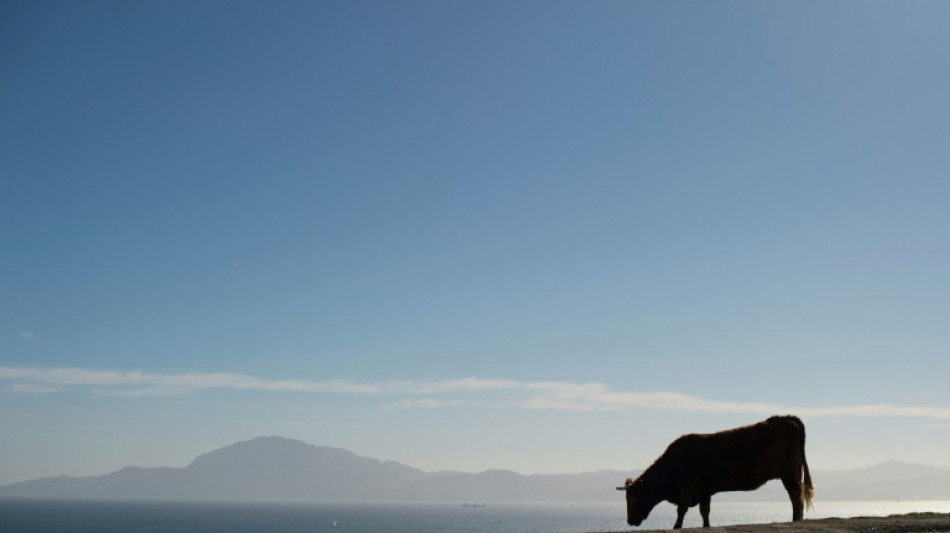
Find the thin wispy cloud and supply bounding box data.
[2,365,950,420]
[7,383,67,394]
[18,331,36,340]
[382,398,491,411]
[0,367,523,396]
[92,386,194,398]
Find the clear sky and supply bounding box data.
[2,1,949,486]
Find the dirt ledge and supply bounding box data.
[602,513,950,533]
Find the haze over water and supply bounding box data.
[4,500,950,533]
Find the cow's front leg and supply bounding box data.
[699,495,711,527]
[674,503,688,529]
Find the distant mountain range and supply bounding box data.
[2,436,949,502]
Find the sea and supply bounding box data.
[2,499,950,533]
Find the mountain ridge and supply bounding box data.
[2,436,949,502]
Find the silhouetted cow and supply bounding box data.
[617,415,814,529]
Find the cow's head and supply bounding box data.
[616,478,651,527]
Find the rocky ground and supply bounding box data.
[602,513,950,533]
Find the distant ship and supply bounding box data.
[462,503,486,508]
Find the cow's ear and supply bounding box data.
[616,486,626,491]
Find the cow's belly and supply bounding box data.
[703,453,788,494]
[717,477,771,493]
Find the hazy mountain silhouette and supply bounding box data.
[0,437,430,501]
[179,437,429,500]
[2,437,949,502]
[807,461,950,501]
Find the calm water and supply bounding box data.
[2,500,950,533]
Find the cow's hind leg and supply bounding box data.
[700,495,711,527]
[782,476,804,521]
[674,503,689,529]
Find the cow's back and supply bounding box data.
[690,416,804,494]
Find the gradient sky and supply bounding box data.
[2,1,949,486]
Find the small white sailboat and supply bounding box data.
[331,519,338,528]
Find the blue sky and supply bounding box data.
[2,1,949,485]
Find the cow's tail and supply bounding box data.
[798,417,815,511]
